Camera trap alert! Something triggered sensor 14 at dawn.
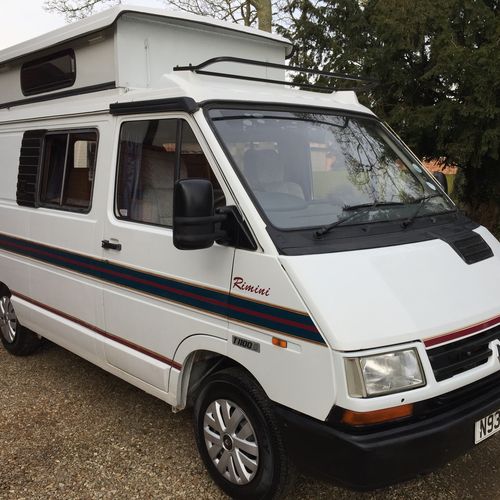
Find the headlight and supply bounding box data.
[345,348,425,397]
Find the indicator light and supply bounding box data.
[341,404,414,426]
[272,337,287,348]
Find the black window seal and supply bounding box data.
[37,128,99,215]
[21,48,76,97]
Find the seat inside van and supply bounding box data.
[243,149,304,199]
[131,147,185,227]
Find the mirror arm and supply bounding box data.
[175,232,226,244]
[216,206,258,251]
[174,213,228,226]
[174,213,229,246]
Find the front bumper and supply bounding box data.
[275,370,500,490]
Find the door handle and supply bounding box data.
[102,239,122,251]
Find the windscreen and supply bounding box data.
[208,108,454,230]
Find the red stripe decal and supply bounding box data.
[424,314,500,348]
[12,291,183,371]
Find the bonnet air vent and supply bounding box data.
[448,232,494,265]
[16,130,46,207]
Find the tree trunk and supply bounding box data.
[252,0,272,32]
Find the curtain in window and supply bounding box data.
[118,121,149,218]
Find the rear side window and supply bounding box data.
[115,119,225,227]
[21,49,76,96]
[39,130,97,212]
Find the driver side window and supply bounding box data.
[115,118,225,227]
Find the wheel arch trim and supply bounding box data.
[171,334,265,411]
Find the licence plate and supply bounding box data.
[475,409,500,444]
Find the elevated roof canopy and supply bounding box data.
[0,6,293,65]
[0,6,293,108]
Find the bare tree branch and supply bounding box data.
[44,0,280,32]
[44,0,121,21]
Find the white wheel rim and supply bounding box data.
[0,296,17,343]
[203,398,259,485]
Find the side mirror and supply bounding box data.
[433,171,448,195]
[173,178,220,250]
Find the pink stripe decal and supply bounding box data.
[424,314,500,348]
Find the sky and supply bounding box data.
[0,0,164,50]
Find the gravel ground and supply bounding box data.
[1,341,499,500]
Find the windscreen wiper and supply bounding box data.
[401,193,448,229]
[314,201,404,238]
[343,201,406,211]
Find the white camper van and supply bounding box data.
[1,6,499,498]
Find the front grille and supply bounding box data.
[416,369,500,419]
[428,325,500,381]
[448,232,493,264]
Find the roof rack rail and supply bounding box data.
[173,56,375,93]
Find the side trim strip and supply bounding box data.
[0,81,116,109]
[12,291,183,370]
[424,314,500,348]
[0,232,325,345]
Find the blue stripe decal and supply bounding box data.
[0,233,325,345]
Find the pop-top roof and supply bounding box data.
[0,5,293,65]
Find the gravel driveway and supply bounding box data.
[1,341,499,499]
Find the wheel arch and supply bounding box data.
[0,281,11,297]
[170,334,264,411]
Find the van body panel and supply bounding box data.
[10,292,176,404]
[228,249,335,419]
[0,133,23,201]
[116,14,287,90]
[0,34,115,107]
[0,116,109,343]
[280,227,500,352]
[99,239,234,389]
[103,339,169,390]
[3,117,110,336]
[11,291,99,361]
[99,112,236,388]
[27,212,103,332]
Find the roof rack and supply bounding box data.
[173,56,376,93]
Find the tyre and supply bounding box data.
[193,367,294,499]
[0,293,43,355]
